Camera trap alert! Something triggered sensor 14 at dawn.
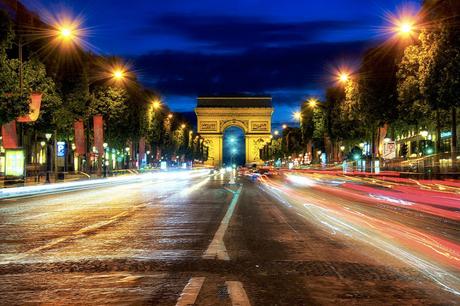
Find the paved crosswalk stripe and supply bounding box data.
[176,277,206,306]
[226,281,251,306]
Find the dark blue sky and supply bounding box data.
[23,0,420,126]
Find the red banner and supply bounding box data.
[139,137,145,163]
[74,119,86,155]
[1,121,18,149]
[17,93,42,122]
[93,115,104,155]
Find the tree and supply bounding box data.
[421,25,460,170]
[396,35,439,159]
[357,45,401,158]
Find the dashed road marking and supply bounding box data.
[176,277,206,306]
[226,281,251,306]
[203,186,242,260]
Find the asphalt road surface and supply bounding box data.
[0,170,459,305]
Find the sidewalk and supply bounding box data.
[0,173,89,189]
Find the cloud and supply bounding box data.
[131,14,375,117]
[134,40,370,100]
[135,14,374,51]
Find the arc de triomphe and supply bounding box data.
[195,96,273,167]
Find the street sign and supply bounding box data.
[383,141,396,160]
[441,131,452,139]
[5,149,25,177]
[57,141,66,157]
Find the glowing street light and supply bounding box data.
[282,124,287,129]
[339,72,350,83]
[399,22,413,35]
[168,113,173,119]
[308,98,318,108]
[274,130,279,136]
[181,124,186,129]
[59,27,72,39]
[387,7,418,39]
[293,111,301,121]
[51,15,84,49]
[392,15,417,38]
[152,100,161,109]
[112,69,125,81]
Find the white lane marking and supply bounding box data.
[176,277,206,306]
[203,186,242,260]
[226,281,251,306]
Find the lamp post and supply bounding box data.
[45,133,52,183]
[103,142,108,177]
[125,147,130,169]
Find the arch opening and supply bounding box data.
[223,126,246,166]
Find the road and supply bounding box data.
[0,169,459,305]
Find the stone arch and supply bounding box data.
[195,96,273,167]
[220,119,248,133]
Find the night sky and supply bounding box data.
[23,0,420,127]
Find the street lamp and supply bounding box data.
[274,130,279,136]
[125,147,130,169]
[282,124,287,129]
[339,72,350,84]
[393,17,416,37]
[293,111,301,121]
[44,133,52,183]
[152,100,161,110]
[102,142,108,177]
[112,68,125,81]
[52,16,82,44]
[308,98,318,108]
[168,113,173,119]
[181,123,186,129]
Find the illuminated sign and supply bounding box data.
[383,141,396,160]
[5,149,25,176]
[57,141,66,157]
[441,131,452,139]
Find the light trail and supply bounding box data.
[283,173,460,221]
[0,170,210,200]
[258,175,460,296]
